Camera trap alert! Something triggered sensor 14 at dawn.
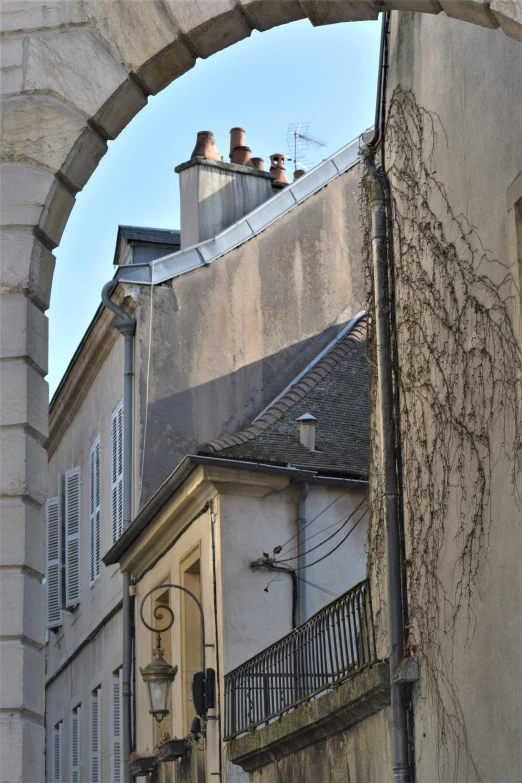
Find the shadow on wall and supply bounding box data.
[138,323,350,508]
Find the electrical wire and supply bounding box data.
[282,509,362,556]
[275,495,368,563]
[274,485,354,553]
[274,507,368,572]
[296,574,337,598]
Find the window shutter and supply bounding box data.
[89,438,101,585]
[111,669,122,783]
[65,467,81,607]
[111,401,123,543]
[90,689,101,783]
[71,708,81,783]
[52,723,62,783]
[46,497,62,628]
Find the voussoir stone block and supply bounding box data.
[382,0,441,12]
[0,427,47,505]
[0,295,48,375]
[0,641,45,715]
[0,230,56,310]
[83,0,179,74]
[300,0,379,24]
[0,498,45,575]
[1,96,107,192]
[164,0,252,58]
[490,0,522,40]
[136,38,196,96]
[237,0,306,32]
[23,29,132,120]
[0,717,45,783]
[0,570,45,647]
[0,164,75,248]
[439,0,499,28]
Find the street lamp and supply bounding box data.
[139,584,214,726]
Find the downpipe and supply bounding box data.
[101,280,136,783]
[296,482,309,625]
[362,150,410,782]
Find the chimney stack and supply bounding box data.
[231,146,253,167]
[191,131,221,161]
[175,129,275,249]
[229,127,245,160]
[270,153,289,191]
[297,413,317,451]
[293,169,306,181]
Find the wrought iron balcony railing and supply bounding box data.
[224,578,377,740]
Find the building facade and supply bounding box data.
[43,132,368,781]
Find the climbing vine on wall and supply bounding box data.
[363,87,522,780]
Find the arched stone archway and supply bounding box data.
[0,1,520,780]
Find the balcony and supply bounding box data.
[224,579,378,740]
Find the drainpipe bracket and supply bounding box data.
[392,655,419,685]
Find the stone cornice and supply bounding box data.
[47,287,136,459]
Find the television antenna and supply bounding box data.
[286,123,328,173]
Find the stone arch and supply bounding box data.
[0,1,520,780]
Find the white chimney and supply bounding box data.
[297,413,317,451]
[175,129,275,249]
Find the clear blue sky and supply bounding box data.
[48,18,381,396]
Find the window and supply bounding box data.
[65,467,81,606]
[71,705,81,783]
[46,496,62,629]
[90,686,101,783]
[111,401,124,543]
[111,669,123,783]
[52,721,63,783]
[89,437,101,585]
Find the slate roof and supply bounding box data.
[118,225,181,245]
[198,316,369,478]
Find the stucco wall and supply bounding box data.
[385,11,522,782]
[135,165,366,508]
[248,706,391,783]
[219,484,369,675]
[45,340,125,781]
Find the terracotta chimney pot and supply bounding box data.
[251,157,265,171]
[230,127,245,159]
[269,153,289,184]
[191,131,221,161]
[231,146,253,167]
[293,169,306,181]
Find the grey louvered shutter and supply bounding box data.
[111,401,123,543]
[52,723,62,783]
[90,689,101,783]
[46,496,62,628]
[71,707,81,783]
[111,670,122,783]
[65,467,81,607]
[89,438,101,585]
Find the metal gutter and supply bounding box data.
[253,311,366,422]
[103,453,367,566]
[115,135,363,288]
